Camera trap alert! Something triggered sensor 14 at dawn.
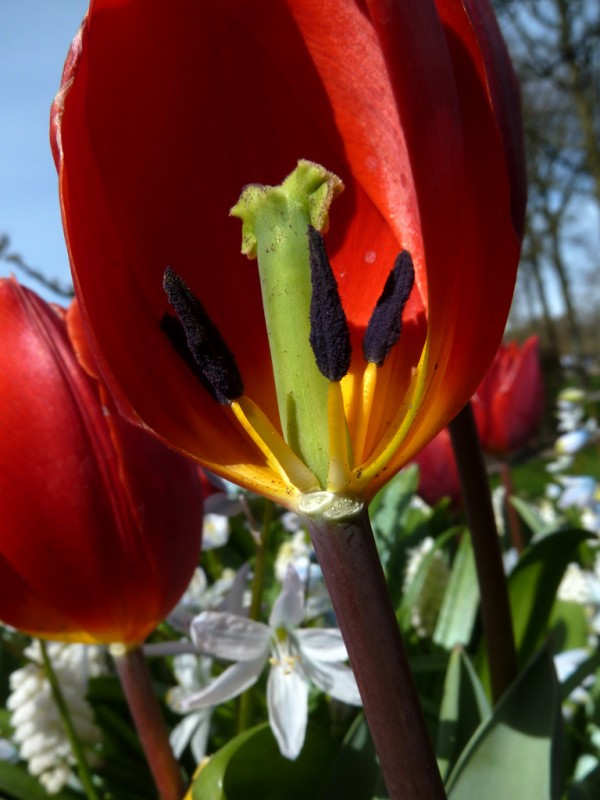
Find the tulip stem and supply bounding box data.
[238,499,274,732]
[448,402,518,702]
[111,645,184,800]
[499,460,525,553]
[248,499,275,621]
[39,640,101,800]
[303,506,447,800]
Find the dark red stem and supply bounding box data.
[303,507,446,800]
[112,645,185,800]
[500,460,525,553]
[449,402,518,701]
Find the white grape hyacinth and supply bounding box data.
[404,537,450,638]
[7,641,105,794]
[179,565,361,759]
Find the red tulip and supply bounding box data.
[473,336,544,456]
[412,429,462,509]
[0,279,203,645]
[51,0,525,510]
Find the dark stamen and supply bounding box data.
[162,268,243,404]
[362,250,415,367]
[308,226,352,382]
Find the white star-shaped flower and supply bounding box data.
[179,565,361,759]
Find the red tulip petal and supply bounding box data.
[0,279,203,643]
[451,0,527,236]
[360,0,521,494]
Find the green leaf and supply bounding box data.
[434,534,479,649]
[370,466,419,545]
[510,497,557,536]
[0,708,13,738]
[436,648,490,781]
[0,761,81,800]
[92,704,143,754]
[92,704,155,798]
[446,645,563,800]
[319,714,388,800]
[190,723,336,800]
[0,632,26,706]
[549,600,590,654]
[508,529,592,665]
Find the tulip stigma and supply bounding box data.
[231,160,344,487]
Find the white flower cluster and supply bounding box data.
[275,529,313,582]
[175,566,361,760]
[274,528,331,619]
[549,388,598,471]
[558,553,600,637]
[7,641,105,794]
[404,537,450,638]
[162,565,251,763]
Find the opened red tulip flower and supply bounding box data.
[473,336,543,457]
[0,279,203,646]
[52,0,525,516]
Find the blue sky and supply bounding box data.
[0,2,88,301]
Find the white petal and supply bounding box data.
[190,715,212,764]
[554,649,590,683]
[294,629,348,662]
[269,566,304,629]
[170,653,213,694]
[190,611,270,660]
[302,655,362,706]
[556,429,590,455]
[179,656,265,711]
[202,514,231,549]
[169,711,209,758]
[204,491,244,517]
[145,639,198,658]
[267,662,308,760]
[221,563,251,615]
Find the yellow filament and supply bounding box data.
[230,397,320,494]
[352,340,430,491]
[326,381,352,492]
[352,361,378,465]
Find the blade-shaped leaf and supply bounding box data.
[510,497,556,537]
[370,465,419,527]
[508,529,592,664]
[0,760,81,800]
[319,714,388,800]
[446,645,563,800]
[434,534,479,649]
[549,600,590,654]
[189,723,336,800]
[437,648,490,781]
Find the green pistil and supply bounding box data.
[231,161,344,486]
